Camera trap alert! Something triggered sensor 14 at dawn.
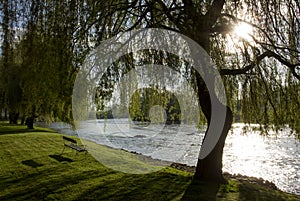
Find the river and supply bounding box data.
[46,119,300,195]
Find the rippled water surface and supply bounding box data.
[223,124,300,195]
[47,120,300,195]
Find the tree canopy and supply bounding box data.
[0,0,299,187]
[1,0,298,136]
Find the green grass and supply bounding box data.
[0,123,299,201]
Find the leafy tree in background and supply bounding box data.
[129,87,181,124]
[1,0,79,128]
[84,0,300,184]
[0,0,299,190]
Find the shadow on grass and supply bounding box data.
[0,164,190,201]
[0,166,116,200]
[238,182,262,200]
[237,180,294,201]
[77,169,191,200]
[21,159,44,168]
[49,154,73,162]
[181,178,220,201]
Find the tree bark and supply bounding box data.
[185,8,232,181]
[194,105,233,183]
[193,75,233,183]
[9,112,19,124]
[20,114,26,125]
[4,109,8,120]
[25,117,34,129]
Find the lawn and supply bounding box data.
[0,123,299,201]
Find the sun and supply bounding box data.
[225,22,254,53]
[233,23,253,41]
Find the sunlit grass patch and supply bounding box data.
[0,123,191,200]
[82,139,171,174]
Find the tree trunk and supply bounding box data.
[194,106,233,183]
[194,75,233,183]
[25,117,34,129]
[4,108,8,120]
[20,114,26,125]
[9,112,19,124]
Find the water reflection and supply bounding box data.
[223,123,300,195]
[46,121,300,195]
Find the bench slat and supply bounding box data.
[62,136,87,155]
[65,143,86,152]
[63,136,77,144]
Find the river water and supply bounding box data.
[47,119,300,195]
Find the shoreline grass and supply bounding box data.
[0,123,299,200]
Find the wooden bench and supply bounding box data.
[61,136,88,156]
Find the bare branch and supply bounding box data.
[220,50,300,80]
[220,51,271,76]
[267,50,300,80]
[125,6,150,32]
[210,23,233,35]
[204,0,225,27]
[156,0,183,31]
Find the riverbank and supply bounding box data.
[47,120,300,194]
[0,122,299,200]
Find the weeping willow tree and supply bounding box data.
[216,0,300,136]
[128,87,182,124]
[0,0,85,128]
[83,0,300,184]
[0,0,19,123]
[17,0,79,128]
[0,0,299,187]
